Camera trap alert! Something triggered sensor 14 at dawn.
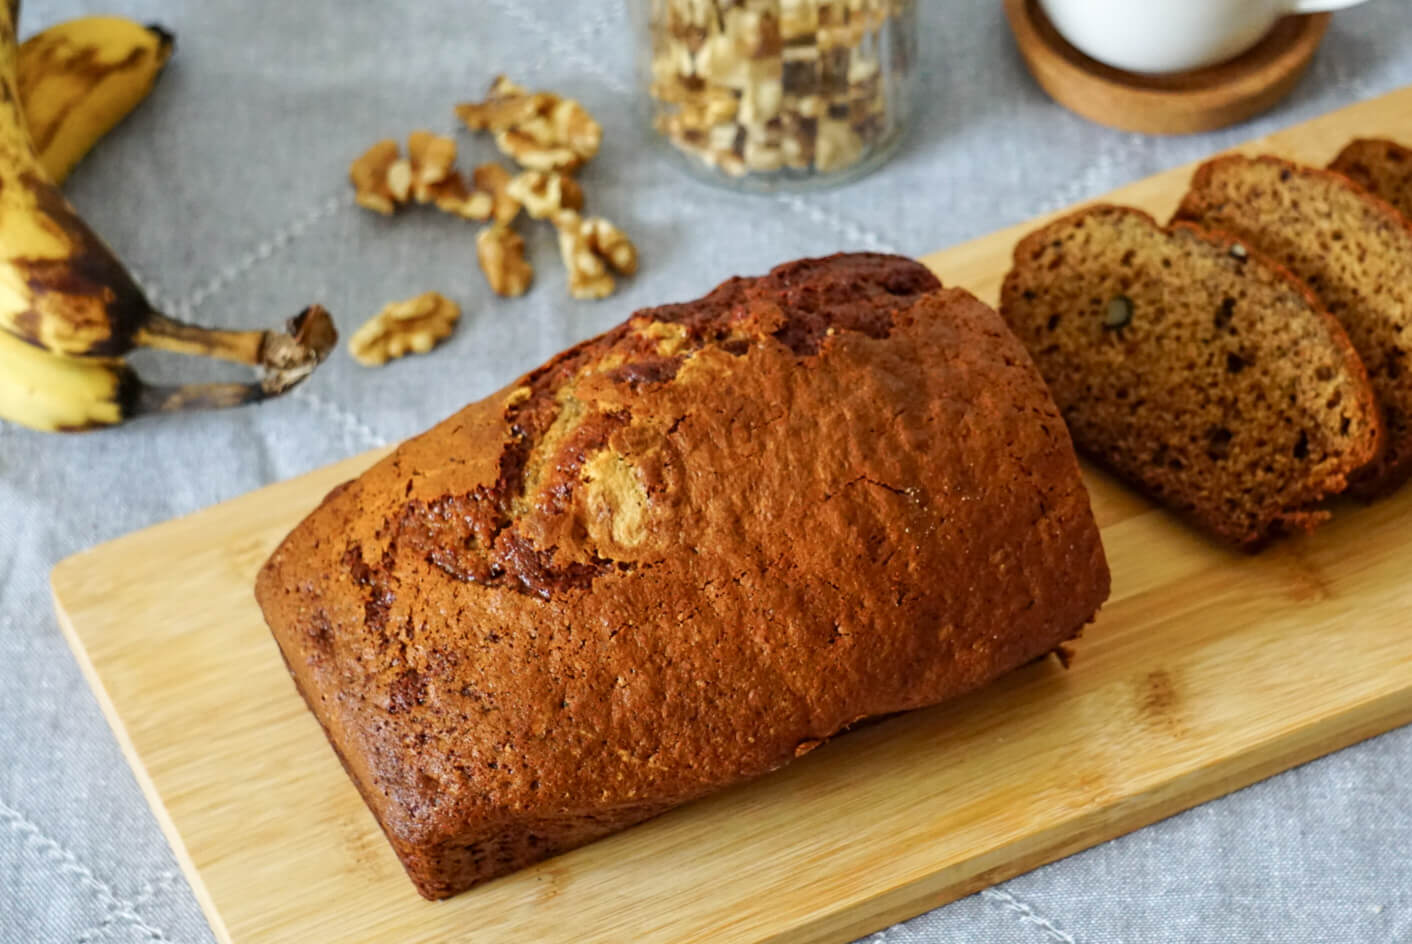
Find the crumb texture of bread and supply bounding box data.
[1174,154,1412,495]
[254,253,1111,899]
[1000,205,1382,547]
[1330,138,1412,222]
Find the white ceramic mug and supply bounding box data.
[1038,0,1373,75]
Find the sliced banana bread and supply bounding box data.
[1000,205,1382,547]
[1329,138,1412,222]
[1174,154,1412,496]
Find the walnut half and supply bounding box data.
[552,211,638,300]
[476,224,534,297]
[406,130,458,202]
[348,292,461,367]
[351,133,496,221]
[472,163,522,225]
[407,131,497,220]
[457,75,603,173]
[506,170,584,219]
[349,139,403,215]
[454,76,549,132]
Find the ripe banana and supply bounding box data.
[0,304,334,432]
[17,16,173,185]
[0,0,336,433]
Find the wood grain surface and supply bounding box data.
[1005,0,1330,134]
[52,85,1412,944]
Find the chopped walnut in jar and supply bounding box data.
[641,0,913,183]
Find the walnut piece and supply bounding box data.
[476,224,534,297]
[457,75,602,173]
[429,174,494,221]
[553,211,638,300]
[349,139,403,214]
[581,217,639,276]
[472,163,522,225]
[403,131,495,220]
[505,170,584,219]
[406,130,458,202]
[350,134,496,220]
[454,76,551,131]
[386,157,413,203]
[348,292,461,367]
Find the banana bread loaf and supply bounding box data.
[255,253,1111,899]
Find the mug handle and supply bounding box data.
[1286,0,1371,10]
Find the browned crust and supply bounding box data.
[1176,152,1412,231]
[1330,137,1412,168]
[1328,137,1412,225]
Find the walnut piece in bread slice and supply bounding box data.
[1001,204,1383,547]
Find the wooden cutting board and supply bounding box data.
[53,85,1412,944]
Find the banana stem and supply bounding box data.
[135,311,265,365]
[133,305,338,394]
[132,380,265,416]
[127,306,338,419]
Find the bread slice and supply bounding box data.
[1000,204,1382,547]
[1329,138,1412,222]
[1174,154,1412,496]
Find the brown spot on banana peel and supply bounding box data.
[46,361,140,433]
[18,27,175,158]
[41,361,224,434]
[14,172,150,355]
[21,46,150,155]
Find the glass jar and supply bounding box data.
[631,0,918,192]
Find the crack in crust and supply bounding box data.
[348,252,941,602]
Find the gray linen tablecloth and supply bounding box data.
[3,1,1411,941]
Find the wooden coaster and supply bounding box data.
[1004,0,1331,135]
